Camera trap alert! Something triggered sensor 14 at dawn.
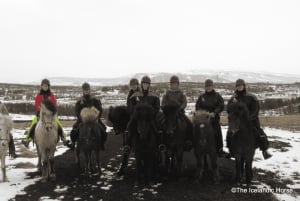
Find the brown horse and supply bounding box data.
[193,110,220,183]
[227,102,256,184]
[76,106,102,176]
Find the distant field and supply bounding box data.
[221,115,300,132]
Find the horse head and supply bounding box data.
[161,100,181,136]
[193,110,212,148]
[108,106,130,135]
[40,100,57,131]
[227,102,250,135]
[0,115,13,147]
[133,103,156,140]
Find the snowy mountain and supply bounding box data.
[26,70,300,86]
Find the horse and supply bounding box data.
[34,100,58,182]
[127,103,158,186]
[161,100,192,178]
[227,101,256,184]
[0,114,13,182]
[193,110,220,183]
[76,106,102,175]
[107,105,131,176]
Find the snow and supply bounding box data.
[222,127,300,201]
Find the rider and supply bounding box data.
[22,78,68,148]
[127,78,140,112]
[0,102,17,158]
[161,75,193,148]
[69,82,107,150]
[126,76,160,146]
[117,78,140,176]
[195,79,227,157]
[226,79,272,160]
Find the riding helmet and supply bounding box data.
[129,78,139,86]
[141,76,151,84]
[82,82,91,90]
[41,78,50,86]
[236,79,246,86]
[170,75,179,83]
[205,79,213,87]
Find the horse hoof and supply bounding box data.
[50,174,56,181]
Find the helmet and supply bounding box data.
[141,76,151,84]
[82,82,91,90]
[236,79,246,86]
[170,75,179,83]
[41,78,50,86]
[129,78,139,86]
[205,79,213,87]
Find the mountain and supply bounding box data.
[26,70,300,86]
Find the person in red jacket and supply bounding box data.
[22,79,68,147]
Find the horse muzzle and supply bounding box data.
[159,144,167,152]
[228,128,240,134]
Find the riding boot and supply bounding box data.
[9,133,17,158]
[22,123,37,148]
[257,128,272,159]
[99,121,107,151]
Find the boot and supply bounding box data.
[9,134,17,158]
[217,148,229,158]
[262,150,272,160]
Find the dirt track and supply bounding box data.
[10,127,278,201]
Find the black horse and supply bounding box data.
[127,103,159,186]
[161,100,192,178]
[107,106,131,175]
[193,110,220,183]
[76,107,102,176]
[227,102,256,184]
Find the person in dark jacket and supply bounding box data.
[226,79,272,159]
[69,82,107,150]
[127,78,140,112]
[161,75,193,147]
[195,79,227,157]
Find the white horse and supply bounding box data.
[34,100,58,182]
[0,114,13,182]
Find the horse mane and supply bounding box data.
[42,100,57,114]
[134,103,155,120]
[161,99,180,115]
[80,106,100,123]
[0,114,13,132]
[193,110,210,124]
[108,105,129,123]
[227,102,250,121]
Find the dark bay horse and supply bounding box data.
[107,105,131,175]
[161,100,192,178]
[193,110,220,183]
[76,107,102,176]
[127,103,158,185]
[227,102,256,184]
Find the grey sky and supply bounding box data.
[0,0,299,83]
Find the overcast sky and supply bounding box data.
[0,0,299,83]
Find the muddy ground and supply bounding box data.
[8,121,284,201]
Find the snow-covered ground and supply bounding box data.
[0,127,299,200]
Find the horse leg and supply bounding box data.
[96,149,102,175]
[245,157,254,184]
[76,147,81,171]
[235,156,242,184]
[134,152,143,187]
[210,153,220,184]
[36,146,42,172]
[241,157,245,181]
[49,157,56,181]
[1,156,9,182]
[41,160,48,182]
[117,151,129,176]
